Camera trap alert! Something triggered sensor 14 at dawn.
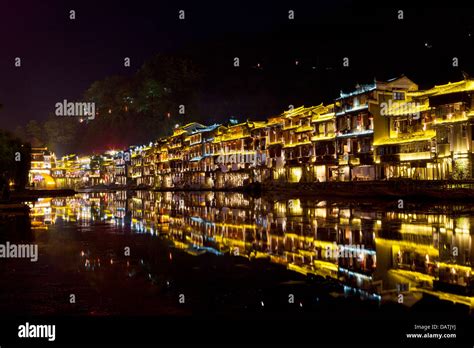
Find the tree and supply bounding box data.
[79,54,203,151]
[0,130,31,193]
[43,115,79,155]
[18,54,205,155]
[25,120,44,147]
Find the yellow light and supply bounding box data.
[399,152,432,161]
[289,167,302,183]
[375,238,439,257]
[400,224,433,235]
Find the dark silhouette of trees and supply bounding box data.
[0,129,31,194]
[16,53,204,155]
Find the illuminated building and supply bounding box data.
[182,123,222,188]
[279,106,315,183]
[335,81,376,181]
[100,153,115,186]
[29,147,56,188]
[265,114,285,181]
[165,123,208,188]
[28,77,474,188]
[249,121,270,183]
[267,104,337,183]
[426,79,474,180]
[51,154,81,188]
[112,152,127,186]
[154,138,171,188]
[311,104,337,181]
[212,120,265,188]
[373,77,474,180]
[141,146,156,187]
[88,156,101,186]
[371,76,435,179]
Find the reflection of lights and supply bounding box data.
[343,285,381,301]
[454,227,469,234]
[30,189,474,306]
[400,224,433,235]
[339,268,372,280]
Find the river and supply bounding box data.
[0,190,473,319]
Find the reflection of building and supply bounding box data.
[28,198,55,229]
[32,190,474,308]
[375,211,474,306]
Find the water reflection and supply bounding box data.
[27,191,474,310]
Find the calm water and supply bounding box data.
[1,190,473,318]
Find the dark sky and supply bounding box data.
[1,0,474,131]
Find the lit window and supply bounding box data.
[393,92,405,101]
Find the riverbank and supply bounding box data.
[76,179,474,201]
[261,179,474,200]
[7,189,77,203]
[0,203,29,214]
[1,189,77,212]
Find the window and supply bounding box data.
[318,124,324,136]
[352,140,358,154]
[327,122,334,134]
[437,128,449,145]
[393,92,405,101]
[400,120,408,133]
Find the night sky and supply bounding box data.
[1,0,474,131]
